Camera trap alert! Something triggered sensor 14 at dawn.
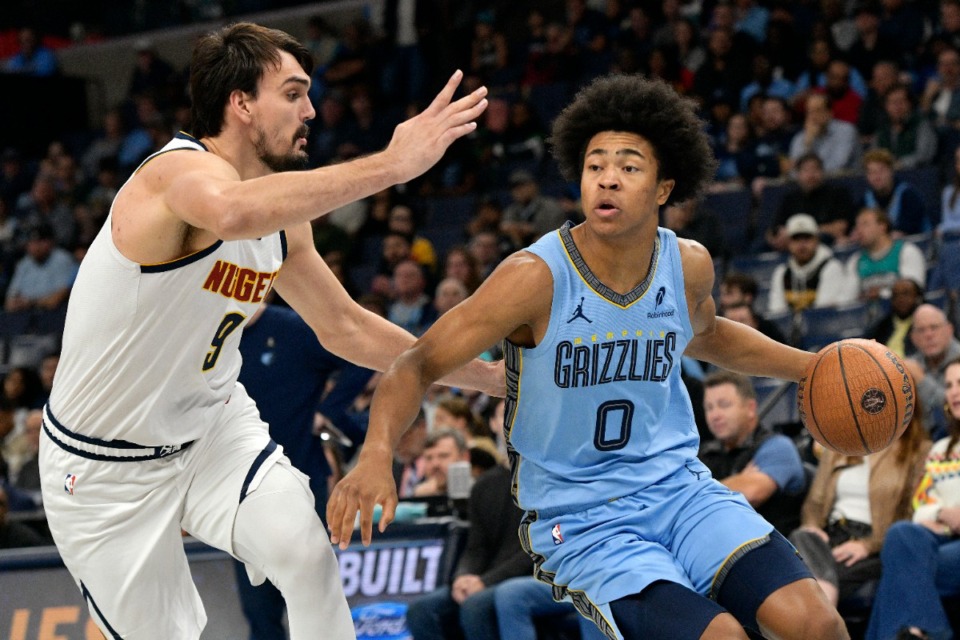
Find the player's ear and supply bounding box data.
[656,179,675,205]
[228,89,255,124]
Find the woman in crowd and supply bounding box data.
[865,357,960,640]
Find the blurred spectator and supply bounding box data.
[373,0,429,106]
[864,359,960,640]
[693,27,750,112]
[127,39,179,109]
[788,93,862,174]
[433,393,496,454]
[939,145,960,236]
[753,96,798,184]
[434,277,468,317]
[3,27,58,77]
[871,84,938,170]
[0,148,33,206]
[411,428,470,498]
[766,153,856,251]
[341,86,392,156]
[467,231,503,280]
[858,60,902,142]
[877,0,926,64]
[672,18,705,89]
[500,169,566,249]
[0,484,50,548]
[14,174,76,249]
[789,414,930,606]
[371,231,414,296]
[816,60,863,125]
[711,112,759,189]
[522,21,577,88]
[387,259,436,336]
[719,271,761,313]
[388,204,437,274]
[865,277,924,359]
[0,366,42,446]
[843,208,926,301]
[323,19,377,93]
[4,222,77,318]
[699,370,807,536]
[469,11,509,88]
[308,90,350,167]
[80,108,126,182]
[721,302,788,345]
[739,51,794,112]
[661,197,726,260]
[845,4,902,82]
[304,15,340,70]
[904,305,960,440]
[565,0,612,80]
[859,148,932,235]
[493,575,606,640]
[734,0,770,45]
[466,197,503,238]
[767,214,848,314]
[920,47,960,141]
[443,246,483,293]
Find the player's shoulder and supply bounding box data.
[676,236,715,292]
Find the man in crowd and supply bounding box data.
[699,371,807,536]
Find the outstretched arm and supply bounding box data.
[274,225,504,397]
[166,71,487,240]
[326,252,553,548]
[680,238,814,381]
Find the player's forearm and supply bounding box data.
[689,317,814,381]
[214,151,404,239]
[359,354,433,465]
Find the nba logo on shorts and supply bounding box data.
[64,473,77,495]
[552,523,564,545]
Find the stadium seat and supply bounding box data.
[799,302,873,352]
[703,187,752,256]
[754,378,798,427]
[730,251,787,288]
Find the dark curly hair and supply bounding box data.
[549,75,716,205]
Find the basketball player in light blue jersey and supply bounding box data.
[330,76,850,640]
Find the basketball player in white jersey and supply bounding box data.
[329,77,850,639]
[39,23,499,640]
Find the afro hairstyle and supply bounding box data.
[548,74,716,205]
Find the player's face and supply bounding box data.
[250,51,315,173]
[579,131,674,237]
[704,383,756,446]
[945,363,960,421]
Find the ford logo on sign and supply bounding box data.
[352,602,411,640]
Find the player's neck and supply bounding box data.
[201,134,272,180]
[571,223,657,294]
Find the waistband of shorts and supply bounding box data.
[42,404,194,462]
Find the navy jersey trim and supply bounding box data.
[42,421,194,462]
[558,221,660,307]
[240,440,279,503]
[140,240,223,273]
[280,229,288,260]
[46,405,146,449]
[82,581,123,639]
[175,131,208,150]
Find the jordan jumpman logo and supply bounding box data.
[567,297,592,323]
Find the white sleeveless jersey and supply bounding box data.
[48,134,286,446]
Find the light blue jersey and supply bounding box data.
[504,221,700,515]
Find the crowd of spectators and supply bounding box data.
[2,1,960,638]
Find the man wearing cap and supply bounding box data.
[4,222,78,333]
[767,213,849,315]
[499,169,567,250]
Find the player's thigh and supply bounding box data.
[668,477,776,597]
[179,391,314,555]
[39,432,204,638]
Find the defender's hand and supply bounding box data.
[385,70,488,183]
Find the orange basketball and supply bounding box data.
[797,339,915,456]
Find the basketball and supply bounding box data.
[797,339,915,456]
